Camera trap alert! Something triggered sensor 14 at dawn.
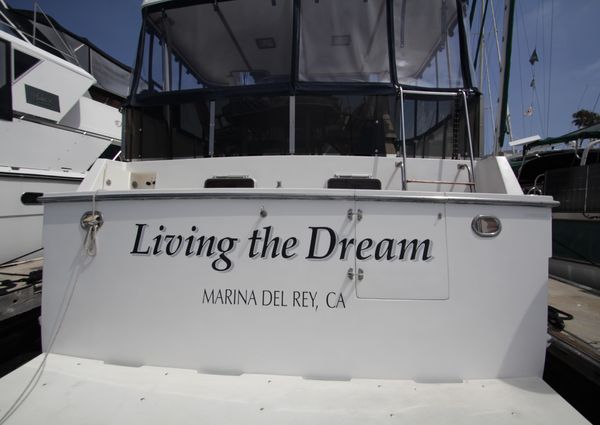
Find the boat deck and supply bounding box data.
[0,353,590,424]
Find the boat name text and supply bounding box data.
[130,224,433,272]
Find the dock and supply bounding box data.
[0,258,43,322]
[0,258,43,377]
[545,277,600,424]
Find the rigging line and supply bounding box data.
[517,1,531,53]
[484,46,497,154]
[488,0,502,65]
[538,0,547,131]
[472,0,489,68]
[545,0,554,136]
[514,10,526,137]
[534,84,546,137]
[534,0,540,56]
[592,91,600,113]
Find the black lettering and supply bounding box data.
[130,224,151,254]
[397,239,433,261]
[260,226,281,258]
[281,237,299,259]
[326,292,336,308]
[202,289,214,303]
[165,235,183,256]
[375,238,395,260]
[248,229,262,258]
[211,237,238,272]
[262,290,273,306]
[185,226,198,256]
[356,238,374,260]
[152,225,166,255]
[306,227,337,259]
[338,237,355,260]
[196,236,216,257]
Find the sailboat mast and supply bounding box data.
[494,0,516,152]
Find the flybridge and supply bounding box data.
[130,224,434,272]
[134,0,469,91]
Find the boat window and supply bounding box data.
[402,94,479,158]
[125,101,210,160]
[214,96,289,156]
[125,91,480,160]
[294,95,396,155]
[0,39,12,121]
[394,0,464,88]
[13,49,40,80]
[138,0,293,93]
[126,97,290,159]
[298,0,390,83]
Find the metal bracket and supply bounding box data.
[347,268,364,281]
[347,209,363,221]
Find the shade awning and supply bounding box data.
[530,123,600,148]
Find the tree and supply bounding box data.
[572,109,600,128]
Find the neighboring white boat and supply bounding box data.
[0,2,127,264]
[0,0,589,423]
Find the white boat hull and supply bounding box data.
[41,188,552,380]
[0,172,80,263]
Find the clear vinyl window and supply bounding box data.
[394,0,464,88]
[137,0,293,94]
[299,0,390,83]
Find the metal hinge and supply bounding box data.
[346,209,363,221]
[347,267,364,281]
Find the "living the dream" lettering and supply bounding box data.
[130,224,433,272]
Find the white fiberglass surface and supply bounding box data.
[41,197,550,380]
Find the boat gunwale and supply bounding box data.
[41,189,558,208]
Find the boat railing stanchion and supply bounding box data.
[209,101,216,157]
[398,86,407,190]
[461,89,476,192]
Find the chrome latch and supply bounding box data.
[347,267,364,281]
[81,211,103,256]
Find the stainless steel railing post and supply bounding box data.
[399,86,407,190]
[461,90,476,192]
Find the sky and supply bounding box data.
[7,0,600,154]
[471,0,600,152]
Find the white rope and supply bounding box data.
[0,257,84,424]
[0,192,101,422]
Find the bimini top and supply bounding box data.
[132,0,472,100]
